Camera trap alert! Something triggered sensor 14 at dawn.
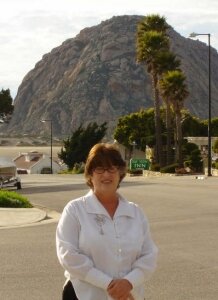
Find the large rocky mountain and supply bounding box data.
[5,15,218,137]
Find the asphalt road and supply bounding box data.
[0,174,218,300]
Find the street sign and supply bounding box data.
[130,158,150,170]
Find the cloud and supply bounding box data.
[0,11,90,97]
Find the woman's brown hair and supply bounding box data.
[84,143,126,188]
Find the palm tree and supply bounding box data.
[159,70,189,166]
[137,14,169,35]
[157,52,181,164]
[137,14,177,167]
[137,28,170,166]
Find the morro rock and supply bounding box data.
[5,15,218,137]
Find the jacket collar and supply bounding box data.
[84,190,135,218]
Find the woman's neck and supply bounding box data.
[94,191,119,218]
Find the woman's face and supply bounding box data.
[90,166,121,194]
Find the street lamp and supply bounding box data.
[189,32,212,176]
[41,119,53,174]
[130,141,137,159]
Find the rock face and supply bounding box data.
[5,15,218,137]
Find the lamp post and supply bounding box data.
[41,119,53,174]
[189,32,212,176]
[130,141,137,159]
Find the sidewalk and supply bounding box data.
[0,207,49,228]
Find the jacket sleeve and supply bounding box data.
[56,203,112,290]
[124,210,158,288]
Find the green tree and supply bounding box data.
[159,70,189,166]
[181,111,207,137]
[114,108,166,151]
[0,89,14,122]
[213,139,218,154]
[58,122,107,169]
[114,107,214,172]
[211,118,218,136]
[183,142,203,172]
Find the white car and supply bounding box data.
[0,157,21,189]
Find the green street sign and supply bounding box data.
[130,158,150,170]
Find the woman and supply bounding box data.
[56,143,158,300]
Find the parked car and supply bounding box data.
[0,157,21,189]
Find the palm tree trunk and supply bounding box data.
[153,74,163,167]
[175,111,183,167]
[166,102,173,165]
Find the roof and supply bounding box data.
[14,152,44,170]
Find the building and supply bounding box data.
[14,151,66,174]
[185,137,218,160]
[113,142,146,161]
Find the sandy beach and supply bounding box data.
[0,146,62,160]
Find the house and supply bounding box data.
[114,141,146,161]
[185,136,218,160]
[13,151,66,174]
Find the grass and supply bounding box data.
[0,190,33,208]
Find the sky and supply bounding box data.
[1,0,218,98]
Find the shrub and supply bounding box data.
[183,143,203,172]
[160,163,179,173]
[58,169,74,174]
[212,161,218,169]
[72,162,85,174]
[150,163,160,171]
[128,169,143,176]
[58,163,85,174]
[0,190,32,208]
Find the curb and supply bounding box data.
[0,207,61,229]
[0,207,46,228]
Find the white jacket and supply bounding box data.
[56,190,158,300]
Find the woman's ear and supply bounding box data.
[88,174,94,189]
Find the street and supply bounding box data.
[0,174,218,300]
